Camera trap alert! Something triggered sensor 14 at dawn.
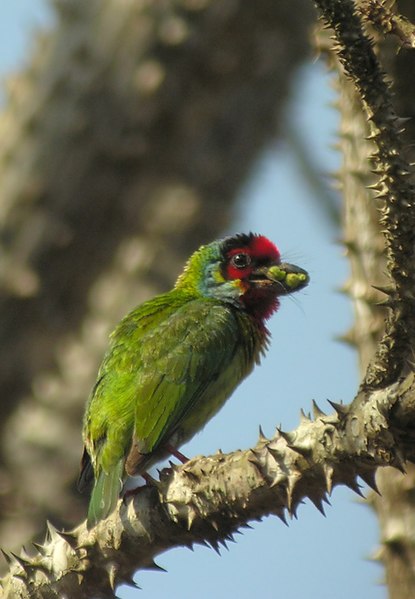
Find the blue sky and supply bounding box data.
[0,4,384,598]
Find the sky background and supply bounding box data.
[0,3,384,599]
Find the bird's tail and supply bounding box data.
[87,459,124,529]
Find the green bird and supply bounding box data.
[78,233,309,527]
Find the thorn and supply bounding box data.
[286,473,301,514]
[312,400,326,419]
[336,330,357,347]
[346,477,365,498]
[224,532,236,543]
[269,471,287,488]
[248,454,267,481]
[209,539,221,555]
[218,538,229,551]
[300,409,311,423]
[46,521,61,543]
[359,469,380,495]
[187,509,197,531]
[324,463,334,495]
[327,400,349,418]
[142,472,162,488]
[1,549,12,565]
[309,496,326,516]
[20,546,31,560]
[258,425,268,443]
[286,439,312,457]
[323,493,332,506]
[376,298,394,308]
[10,552,31,568]
[372,284,395,296]
[393,450,407,474]
[145,561,167,572]
[124,580,141,590]
[32,542,48,556]
[342,239,357,252]
[107,563,118,591]
[210,520,219,532]
[181,468,200,482]
[277,428,296,445]
[366,182,382,191]
[266,442,280,458]
[56,529,79,549]
[183,541,194,551]
[274,510,288,526]
[395,116,411,127]
[249,447,262,459]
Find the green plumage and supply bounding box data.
[79,234,308,527]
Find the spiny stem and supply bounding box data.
[314,0,415,389]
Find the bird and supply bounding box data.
[78,232,309,527]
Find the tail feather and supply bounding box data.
[78,447,94,493]
[87,459,124,529]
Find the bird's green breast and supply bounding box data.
[171,306,267,445]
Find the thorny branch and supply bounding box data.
[356,0,415,48]
[314,0,415,390]
[2,374,415,599]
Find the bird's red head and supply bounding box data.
[221,233,282,321]
[218,233,308,322]
[176,232,308,323]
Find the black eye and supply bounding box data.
[230,253,251,269]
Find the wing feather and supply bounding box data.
[132,301,246,454]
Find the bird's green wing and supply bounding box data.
[82,292,185,466]
[130,299,255,459]
[81,292,186,526]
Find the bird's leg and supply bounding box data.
[123,447,189,503]
[165,443,189,464]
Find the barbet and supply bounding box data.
[79,233,309,526]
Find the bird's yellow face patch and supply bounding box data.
[212,269,226,284]
[231,279,249,294]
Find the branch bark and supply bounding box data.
[2,373,415,598]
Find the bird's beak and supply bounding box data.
[249,262,309,295]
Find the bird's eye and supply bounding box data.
[230,253,251,269]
